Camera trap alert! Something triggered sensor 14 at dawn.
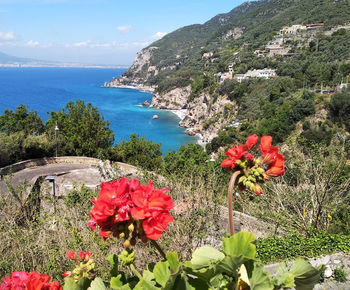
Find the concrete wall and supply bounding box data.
[0,156,138,176]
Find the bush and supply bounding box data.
[334,266,347,283]
[112,134,162,171]
[256,232,350,264]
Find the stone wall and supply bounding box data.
[0,156,138,176]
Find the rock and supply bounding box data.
[152,115,159,119]
[324,265,333,278]
[179,93,238,142]
[151,85,191,110]
[142,100,150,106]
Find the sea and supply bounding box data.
[0,67,196,154]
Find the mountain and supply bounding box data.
[0,51,128,68]
[0,51,35,64]
[106,0,350,148]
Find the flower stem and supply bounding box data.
[228,171,240,235]
[151,239,166,260]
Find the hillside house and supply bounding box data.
[266,38,284,49]
[219,72,232,83]
[254,49,266,57]
[228,62,235,73]
[202,52,214,58]
[306,23,324,30]
[280,24,306,35]
[235,69,277,83]
[268,46,288,57]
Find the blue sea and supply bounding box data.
[0,67,196,154]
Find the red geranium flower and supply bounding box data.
[221,134,285,195]
[0,271,61,290]
[66,251,76,261]
[221,142,248,169]
[246,134,258,150]
[89,178,174,244]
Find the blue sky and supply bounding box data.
[0,0,246,65]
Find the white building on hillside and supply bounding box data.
[234,69,277,83]
[280,24,307,35]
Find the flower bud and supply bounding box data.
[119,232,125,238]
[128,223,134,232]
[123,240,130,248]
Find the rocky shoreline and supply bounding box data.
[104,76,236,145]
[103,80,155,93]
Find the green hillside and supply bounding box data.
[122,0,350,91]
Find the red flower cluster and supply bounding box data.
[0,271,61,290]
[65,251,92,263]
[89,177,174,243]
[63,251,94,280]
[221,134,285,195]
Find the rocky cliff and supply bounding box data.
[151,84,238,142]
[179,92,238,142]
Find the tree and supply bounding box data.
[330,87,350,131]
[0,105,44,135]
[163,144,209,175]
[112,134,162,171]
[46,100,114,158]
[0,105,51,166]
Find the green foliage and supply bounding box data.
[104,232,323,289]
[330,87,350,130]
[256,233,350,264]
[46,100,114,159]
[0,104,44,135]
[0,105,53,166]
[112,134,162,171]
[64,185,96,208]
[328,203,350,235]
[162,144,209,176]
[334,266,347,283]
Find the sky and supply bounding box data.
[0,0,247,65]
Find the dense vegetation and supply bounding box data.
[0,101,114,167]
[1,0,350,287]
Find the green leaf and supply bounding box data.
[89,277,106,290]
[63,277,91,290]
[134,280,160,290]
[248,262,273,290]
[222,232,256,259]
[183,262,217,283]
[272,261,295,288]
[106,254,119,277]
[63,277,79,290]
[142,269,155,282]
[209,273,232,289]
[289,258,325,290]
[191,246,225,270]
[153,261,171,287]
[217,255,247,279]
[110,275,131,290]
[166,252,181,274]
[171,273,206,290]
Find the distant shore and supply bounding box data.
[0,63,129,69]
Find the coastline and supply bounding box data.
[167,109,187,121]
[103,82,155,93]
[106,78,204,147]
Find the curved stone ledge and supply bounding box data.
[0,157,138,176]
